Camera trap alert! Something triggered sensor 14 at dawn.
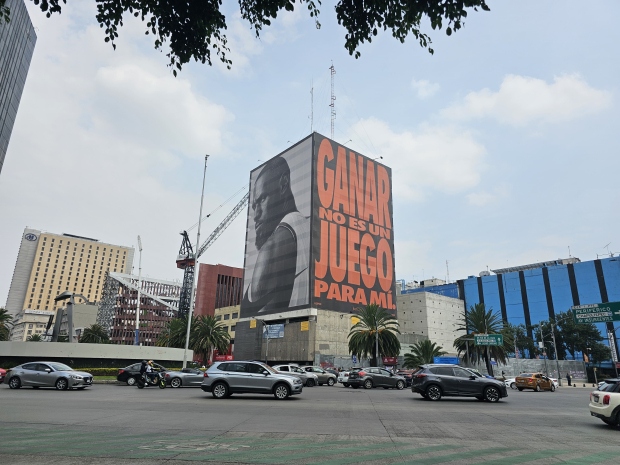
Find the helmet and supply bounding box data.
[141,360,147,365]
[148,360,153,365]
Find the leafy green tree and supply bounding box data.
[532,318,567,361]
[348,303,400,366]
[0,308,13,341]
[589,342,613,365]
[403,340,447,369]
[27,334,42,341]
[0,0,490,75]
[156,316,194,348]
[190,315,231,364]
[79,324,110,344]
[453,303,513,376]
[503,322,538,359]
[555,310,603,360]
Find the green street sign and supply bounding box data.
[474,334,503,346]
[572,302,620,324]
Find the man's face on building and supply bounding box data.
[252,172,283,249]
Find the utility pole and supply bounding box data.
[550,322,562,386]
[514,334,520,376]
[134,236,143,346]
[329,63,336,139]
[539,321,549,376]
[183,155,209,368]
[375,319,379,367]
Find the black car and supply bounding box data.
[117,362,167,386]
[347,367,406,390]
[411,364,508,402]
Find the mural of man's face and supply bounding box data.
[252,171,286,249]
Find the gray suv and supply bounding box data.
[201,361,303,400]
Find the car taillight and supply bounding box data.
[529,378,534,382]
[119,369,124,374]
[358,372,366,376]
[415,374,427,379]
[165,373,170,378]
[203,372,209,378]
[604,395,610,405]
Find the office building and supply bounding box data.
[194,264,243,317]
[98,272,181,346]
[5,228,134,318]
[214,304,240,339]
[9,308,54,341]
[0,0,36,175]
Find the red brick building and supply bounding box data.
[194,264,243,317]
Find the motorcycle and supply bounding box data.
[136,371,166,389]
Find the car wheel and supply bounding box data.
[510,382,516,390]
[212,382,228,399]
[170,378,182,388]
[517,387,523,391]
[364,379,373,390]
[426,385,442,401]
[396,380,405,390]
[274,383,290,400]
[343,383,349,387]
[535,385,541,392]
[306,379,315,387]
[550,384,555,392]
[127,377,136,386]
[327,378,335,386]
[8,377,21,389]
[484,386,500,403]
[55,378,69,391]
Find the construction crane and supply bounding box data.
[176,192,250,318]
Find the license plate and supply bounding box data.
[593,395,599,402]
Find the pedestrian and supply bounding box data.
[566,372,572,386]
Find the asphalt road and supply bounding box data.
[1,382,619,464]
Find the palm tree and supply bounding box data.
[403,340,447,369]
[190,315,231,364]
[348,304,401,366]
[0,308,13,341]
[79,324,110,344]
[27,334,42,342]
[156,316,195,348]
[453,303,513,376]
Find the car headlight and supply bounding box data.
[71,375,83,379]
[294,379,302,384]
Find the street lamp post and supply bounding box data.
[134,235,143,346]
[550,323,562,386]
[539,322,549,377]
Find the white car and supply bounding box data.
[589,379,620,426]
[338,368,362,387]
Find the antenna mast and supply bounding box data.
[446,260,450,284]
[329,63,336,139]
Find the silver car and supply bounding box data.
[201,361,303,399]
[301,366,337,386]
[165,368,205,388]
[6,362,93,390]
[273,364,319,387]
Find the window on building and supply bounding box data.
[230,325,236,332]
[224,314,230,320]
[232,313,238,319]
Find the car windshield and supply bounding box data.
[48,363,73,371]
[467,369,483,377]
[598,382,618,392]
[519,373,533,377]
[262,364,278,374]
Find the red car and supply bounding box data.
[0,368,6,384]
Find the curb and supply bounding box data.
[92,380,121,385]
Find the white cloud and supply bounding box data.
[443,74,612,126]
[411,79,440,99]
[349,119,486,201]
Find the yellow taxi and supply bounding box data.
[515,373,555,392]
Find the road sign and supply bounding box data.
[263,324,285,339]
[352,355,358,363]
[608,331,618,363]
[433,357,460,364]
[474,334,503,346]
[572,302,620,324]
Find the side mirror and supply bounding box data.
[45,368,52,373]
[469,375,476,380]
[263,371,269,376]
[390,373,394,377]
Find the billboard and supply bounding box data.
[240,133,396,318]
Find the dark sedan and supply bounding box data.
[347,367,406,390]
[117,362,166,386]
[396,370,414,387]
[411,364,508,402]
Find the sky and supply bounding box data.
[1,1,619,305]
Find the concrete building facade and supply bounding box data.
[9,309,54,341]
[0,0,36,175]
[194,264,243,317]
[214,305,240,341]
[396,291,466,355]
[59,303,98,340]
[5,228,134,318]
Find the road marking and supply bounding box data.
[470,449,569,464]
[307,445,463,465]
[399,447,513,464]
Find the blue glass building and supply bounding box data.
[456,257,620,360]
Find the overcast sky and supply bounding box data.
[1,1,619,304]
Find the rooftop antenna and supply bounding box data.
[446,260,450,284]
[568,246,571,258]
[310,79,314,133]
[329,62,336,139]
[603,242,612,257]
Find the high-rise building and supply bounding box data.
[5,228,134,318]
[194,264,243,317]
[0,0,36,175]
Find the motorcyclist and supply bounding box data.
[146,360,157,384]
[139,360,148,385]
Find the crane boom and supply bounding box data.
[175,191,250,318]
